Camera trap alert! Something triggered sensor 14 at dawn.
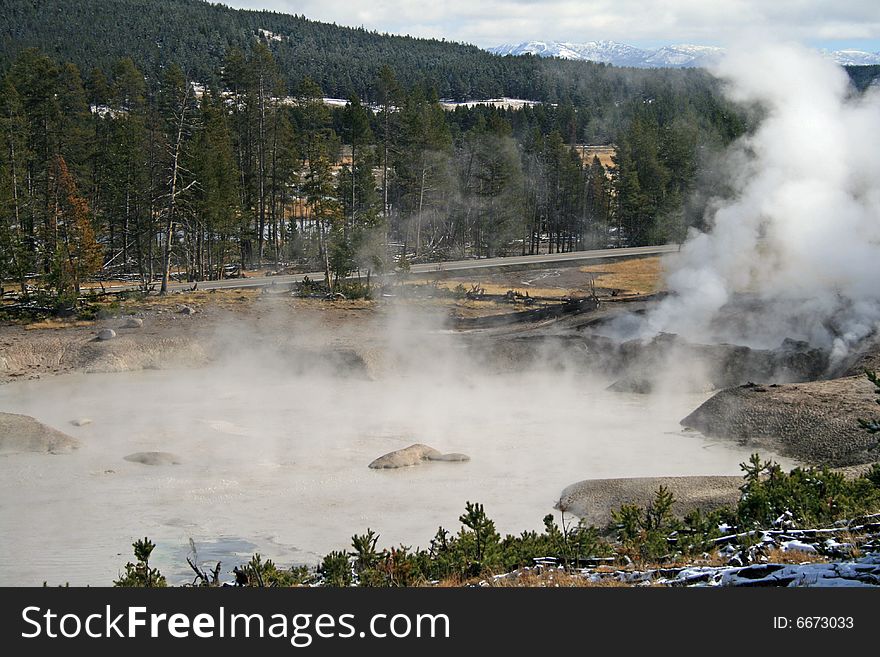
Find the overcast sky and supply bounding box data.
[220,1,880,51]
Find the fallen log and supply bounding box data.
[453,297,600,329]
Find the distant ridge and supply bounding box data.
[2,0,878,98]
[489,40,880,68]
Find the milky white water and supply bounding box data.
[0,366,793,586]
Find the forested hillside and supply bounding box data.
[0,0,804,302]
[3,0,877,99]
[0,0,747,104]
[0,41,746,297]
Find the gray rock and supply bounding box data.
[122,317,144,328]
[556,476,743,527]
[425,452,471,462]
[369,443,470,469]
[681,376,880,466]
[71,418,92,427]
[178,305,196,315]
[124,451,181,466]
[0,412,81,454]
[96,328,116,341]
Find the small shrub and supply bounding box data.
[114,537,167,587]
[334,280,372,299]
[296,275,325,297]
[737,453,880,528]
[319,550,353,587]
[233,553,310,587]
[610,487,680,564]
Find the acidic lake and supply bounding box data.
[0,366,792,585]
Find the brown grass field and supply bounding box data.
[580,256,662,295]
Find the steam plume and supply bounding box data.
[645,42,880,361]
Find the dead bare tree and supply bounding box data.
[159,75,194,295]
[185,539,221,587]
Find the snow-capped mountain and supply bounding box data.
[824,49,880,66]
[488,40,719,67]
[490,40,651,67]
[489,40,880,68]
[643,45,724,68]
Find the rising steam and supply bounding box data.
[645,42,880,361]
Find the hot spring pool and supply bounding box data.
[0,366,792,585]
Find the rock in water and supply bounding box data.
[369,443,470,469]
[0,412,81,454]
[122,317,143,328]
[369,444,439,468]
[96,328,116,340]
[71,417,92,427]
[124,451,181,466]
[425,452,471,462]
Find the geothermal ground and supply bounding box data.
[1,257,877,586]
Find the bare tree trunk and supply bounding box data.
[319,219,332,293]
[7,137,27,294]
[416,161,427,256]
[160,85,191,295]
[270,112,277,265]
[256,73,267,264]
[382,109,389,219]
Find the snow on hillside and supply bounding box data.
[258,28,283,42]
[438,97,541,110]
[644,44,724,68]
[825,49,880,65]
[489,40,880,68]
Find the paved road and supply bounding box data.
[123,244,679,293]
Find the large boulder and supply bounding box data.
[369,443,470,469]
[124,451,181,466]
[681,377,880,466]
[0,412,81,454]
[556,475,743,527]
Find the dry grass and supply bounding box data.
[433,565,675,588]
[575,144,617,170]
[580,256,663,295]
[485,571,636,587]
[122,288,260,311]
[435,570,640,587]
[24,319,95,331]
[661,551,730,569]
[763,548,829,565]
[451,299,527,318]
[489,569,663,587]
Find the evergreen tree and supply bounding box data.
[48,154,101,299]
[190,90,241,280]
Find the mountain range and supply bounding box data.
[488,40,880,68]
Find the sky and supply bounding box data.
[220,0,880,51]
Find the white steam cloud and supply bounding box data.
[645,42,880,360]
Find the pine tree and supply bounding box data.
[114,537,167,588]
[48,154,101,300]
[191,90,242,280]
